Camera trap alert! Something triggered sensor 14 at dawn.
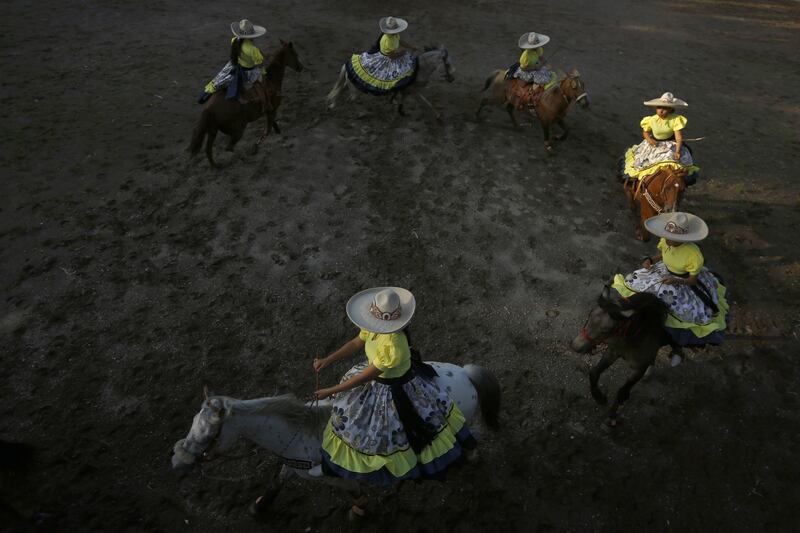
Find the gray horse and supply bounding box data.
[326,46,455,119]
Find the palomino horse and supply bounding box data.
[326,46,455,120]
[571,286,684,425]
[172,362,500,519]
[622,167,687,241]
[476,69,589,152]
[190,41,303,167]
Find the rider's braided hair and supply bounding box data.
[230,37,244,65]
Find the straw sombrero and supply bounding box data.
[518,32,550,49]
[379,16,408,34]
[346,287,416,334]
[231,19,266,39]
[644,212,708,242]
[643,92,688,108]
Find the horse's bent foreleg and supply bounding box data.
[476,98,488,120]
[608,365,649,424]
[205,126,218,167]
[555,118,570,141]
[326,66,347,109]
[416,92,441,121]
[589,351,618,405]
[505,104,519,128]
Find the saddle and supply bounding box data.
[506,79,545,111]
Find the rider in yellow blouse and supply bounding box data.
[640,111,688,162]
[358,328,412,378]
[200,19,267,102]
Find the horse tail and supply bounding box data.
[326,65,347,107]
[189,110,210,156]
[481,70,502,92]
[463,364,500,429]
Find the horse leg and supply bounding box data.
[505,104,519,128]
[669,342,685,367]
[225,124,245,152]
[589,351,618,406]
[396,92,407,116]
[540,120,554,153]
[554,118,570,141]
[249,465,293,517]
[205,125,218,167]
[416,93,441,121]
[476,97,488,120]
[608,365,649,426]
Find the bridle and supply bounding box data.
[635,171,683,214]
[579,298,637,346]
[561,75,587,106]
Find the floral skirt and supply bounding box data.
[321,362,475,485]
[612,262,729,345]
[199,62,263,103]
[513,66,556,86]
[621,140,700,182]
[345,51,418,95]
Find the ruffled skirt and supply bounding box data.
[199,61,263,103]
[321,362,475,485]
[621,139,700,182]
[612,262,729,345]
[345,51,418,95]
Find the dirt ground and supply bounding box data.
[2,0,799,531]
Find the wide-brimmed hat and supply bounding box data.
[644,92,688,108]
[644,212,708,242]
[231,19,266,39]
[379,16,408,34]
[518,32,550,49]
[346,287,416,334]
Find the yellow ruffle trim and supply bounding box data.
[349,54,415,90]
[623,145,700,180]
[612,274,729,339]
[321,404,466,477]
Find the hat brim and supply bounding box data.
[346,287,416,334]
[379,17,408,34]
[518,32,550,49]
[643,98,688,108]
[231,23,267,39]
[644,213,708,242]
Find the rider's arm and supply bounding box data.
[643,129,656,145]
[314,336,365,371]
[316,364,381,399]
[673,129,684,159]
[643,253,663,268]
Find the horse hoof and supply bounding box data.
[544,144,554,154]
[606,418,622,428]
[248,496,271,519]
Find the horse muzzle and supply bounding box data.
[571,333,594,354]
[576,93,589,109]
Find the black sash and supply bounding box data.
[667,269,719,314]
[376,361,440,454]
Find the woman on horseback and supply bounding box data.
[345,17,419,95]
[611,212,729,364]
[313,287,475,493]
[620,92,700,185]
[507,32,555,87]
[198,19,268,103]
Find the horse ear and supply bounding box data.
[203,385,209,401]
[571,68,580,77]
[601,284,610,301]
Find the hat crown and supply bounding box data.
[386,16,398,29]
[660,92,675,103]
[528,33,539,44]
[374,289,400,314]
[238,19,254,33]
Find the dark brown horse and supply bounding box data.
[190,40,303,167]
[476,69,589,152]
[571,286,684,425]
[623,167,687,241]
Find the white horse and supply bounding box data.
[172,362,499,517]
[325,46,456,120]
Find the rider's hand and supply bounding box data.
[647,138,657,147]
[315,387,334,400]
[313,357,328,373]
[642,257,653,269]
[673,150,681,160]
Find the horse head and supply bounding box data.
[571,285,634,353]
[563,69,589,109]
[421,45,455,83]
[660,171,687,213]
[278,39,304,72]
[172,396,231,470]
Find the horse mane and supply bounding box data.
[599,291,667,340]
[216,394,330,430]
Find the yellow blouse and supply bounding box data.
[232,37,265,68]
[519,48,544,70]
[640,114,687,140]
[657,238,704,275]
[380,33,400,55]
[358,329,411,378]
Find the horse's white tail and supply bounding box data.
[326,65,348,109]
[463,364,500,429]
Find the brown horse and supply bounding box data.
[190,40,303,167]
[571,286,683,425]
[623,167,687,241]
[476,69,588,152]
